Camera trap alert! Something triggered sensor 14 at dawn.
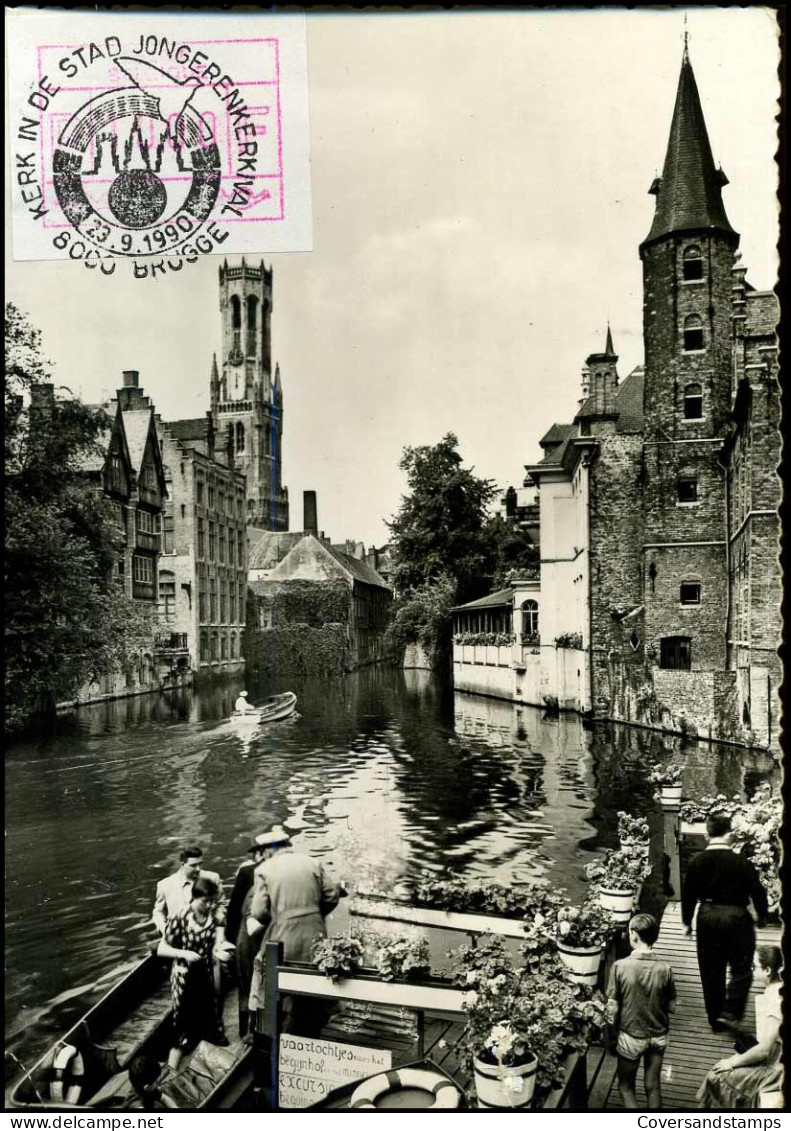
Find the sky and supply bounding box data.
[5,8,780,548]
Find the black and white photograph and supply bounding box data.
[4,6,782,1118]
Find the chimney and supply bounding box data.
[303,490,318,536]
[122,370,139,388]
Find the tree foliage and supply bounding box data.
[383,573,456,670]
[388,433,497,604]
[5,303,153,732]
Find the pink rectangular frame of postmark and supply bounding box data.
[35,37,286,228]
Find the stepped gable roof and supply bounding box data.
[165,417,211,443]
[248,531,304,571]
[324,544,390,589]
[642,51,737,250]
[613,366,645,432]
[122,409,154,473]
[452,587,514,612]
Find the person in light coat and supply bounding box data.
[247,826,341,1033]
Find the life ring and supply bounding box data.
[51,1044,84,1104]
[350,1068,461,1110]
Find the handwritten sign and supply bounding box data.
[278,1035,392,1110]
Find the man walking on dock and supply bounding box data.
[681,813,768,1032]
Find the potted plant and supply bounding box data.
[648,762,685,807]
[411,873,565,922]
[311,933,365,982]
[373,936,431,982]
[446,935,606,1108]
[585,847,653,921]
[617,811,650,847]
[554,898,616,983]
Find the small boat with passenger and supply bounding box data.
[7,956,253,1112]
[230,691,297,726]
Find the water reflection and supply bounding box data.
[5,668,777,1080]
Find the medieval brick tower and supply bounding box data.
[211,259,289,531]
[639,46,739,676]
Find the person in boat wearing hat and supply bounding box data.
[234,690,253,713]
[226,833,270,1040]
[247,826,342,1033]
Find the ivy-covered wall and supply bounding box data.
[246,578,362,676]
[246,624,352,677]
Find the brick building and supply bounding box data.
[457,48,779,752]
[156,413,248,679]
[63,372,174,706]
[534,48,780,750]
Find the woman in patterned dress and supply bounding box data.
[157,875,228,1069]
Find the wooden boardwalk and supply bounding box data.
[592,903,782,1111]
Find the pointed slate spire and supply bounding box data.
[211,352,219,383]
[274,362,282,391]
[604,323,615,358]
[642,51,737,250]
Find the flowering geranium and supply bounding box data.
[374,937,431,982]
[445,935,607,1095]
[311,933,365,982]
[411,872,566,921]
[617,811,650,845]
[647,762,685,788]
[585,845,653,891]
[678,794,742,823]
[555,899,617,948]
[676,784,780,910]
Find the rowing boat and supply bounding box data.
[230,691,297,725]
[7,955,253,1112]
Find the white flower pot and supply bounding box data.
[598,887,636,923]
[556,941,604,986]
[473,1052,537,1109]
[660,785,683,808]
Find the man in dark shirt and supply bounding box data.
[682,812,768,1031]
[226,834,268,1039]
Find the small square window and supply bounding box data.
[683,258,704,281]
[683,328,705,352]
[677,478,698,503]
[680,582,701,605]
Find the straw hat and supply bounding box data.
[250,825,291,851]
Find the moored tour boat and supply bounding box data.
[7,955,253,1112]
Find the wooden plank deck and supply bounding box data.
[597,903,782,1111]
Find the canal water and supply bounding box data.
[5,666,777,1080]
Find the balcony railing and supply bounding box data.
[155,633,189,654]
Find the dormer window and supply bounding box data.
[682,246,704,282]
[683,315,705,353]
[683,382,703,419]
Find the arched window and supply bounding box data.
[236,421,245,453]
[230,633,236,659]
[682,245,704,282]
[230,295,241,352]
[683,314,705,352]
[521,599,539,640]
[246,295,258,356]
[226,423,234,461]
[683,382,703,420]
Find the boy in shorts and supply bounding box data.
[606,912,677,1109]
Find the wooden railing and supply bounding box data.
[255,941,591,1111]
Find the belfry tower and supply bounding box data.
[211,258,289,531]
